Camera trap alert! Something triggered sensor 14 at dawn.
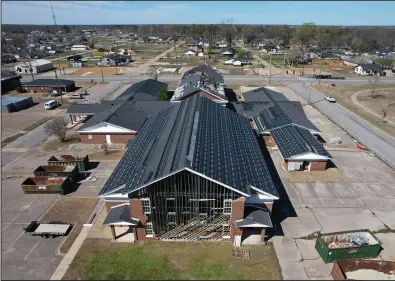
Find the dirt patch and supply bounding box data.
[357,88,395,124]
[41,133,81,152]
[41,197,98,255]
[88,150,126,161]
[313,84,395,138]
[63,238,282,280]
[288,167,345,182]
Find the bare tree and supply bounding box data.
[148,66,162,80]
[251,62,265,76]
[381,107,388,123]
[101,143,109,155]
[44,117,67,142]
[221,18,235,47]
[368,75,380,99]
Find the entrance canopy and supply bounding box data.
[236,210,273,228]
[103,204,139,226]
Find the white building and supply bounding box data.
[354,64,384,76]
[71,45,89,51]
[14,59,53,74]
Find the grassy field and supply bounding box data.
[313,84,395,138]
[63,239,282,280]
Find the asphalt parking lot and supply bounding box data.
[270,85,395,280]
[1,145,117,280]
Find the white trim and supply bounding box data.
[121,168,185,195]
[107,222,137,226]
[235,219,272,228]
[287,152,330,161]
[77,122,136,134]
[100,185,127,197]
[110,202,130,209]
[106,134,112,144]
[185,168,251,197]
[247,185,279,200]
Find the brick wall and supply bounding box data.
[80,134,106,144]
[310,161,327,171]
[230,197,245,242]
[80,133,136,144]
[130,199,148,241]
[263,135,276,147]
[110,134,136,144]
[24,86,53,93]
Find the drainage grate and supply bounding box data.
[232,248,250,259]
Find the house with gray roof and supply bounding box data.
[66,79,169,145]
[354,63,384,76]
[99,95,278,244]
[171,64,227,104]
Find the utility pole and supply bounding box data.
[282,54,286,84]
[21,58,35,81]
[54,69,63,105]
[100,55,104,83]
[269,53,272,84]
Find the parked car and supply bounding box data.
[44,100,58,109]
[70,93,83,99]
[325,96,336,103]
[309,74,345,80]
[51,90,65,97]
[78,90,88,96]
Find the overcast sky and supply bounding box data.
[2,1,395,25]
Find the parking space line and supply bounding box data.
[290,183,304,206]
[364,184,383,204]
[2,232,24,256]
[328,182,344,204]
[2,197,19,211]
[24,240,41,260]
[311,183,325,204]
[2,196,38,232]
[381,185,395,199]
[345,183,364,204]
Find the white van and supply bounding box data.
[44,100,58,110]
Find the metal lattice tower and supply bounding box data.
[50,1,57,26]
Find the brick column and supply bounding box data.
[110,225,116,239]
[230,197,245,243]
[130,199,148,241]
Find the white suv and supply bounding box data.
[325,96,336,103]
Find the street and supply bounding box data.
[20,74,395,84]
[288,83,395,169]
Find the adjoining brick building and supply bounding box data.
[99,95,279,245]
[171,64,228,104]
[229,87,332,171]
[66,79,170,145]
[21,79,75,93]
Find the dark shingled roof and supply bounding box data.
[66,100,124,115]
[103,204,139,225]
[234,87,319,133]
[99,95,278,198]
[236,210,273,228]
[117,79,168,101]
[171,64,226,102]
[271,124,331,159]
[22,79,75,87]
[358,63,383,72]
[78,100,172,132]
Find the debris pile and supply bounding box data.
[327,235,368,249]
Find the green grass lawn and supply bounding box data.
[63,239,282,280]
[261,54,286,65]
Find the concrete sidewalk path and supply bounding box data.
[50,225,91,280]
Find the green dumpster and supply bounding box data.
[315,229,382,263]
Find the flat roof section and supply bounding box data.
[2,96,32,105]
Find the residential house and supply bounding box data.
[216,42,228,48]
[99,54,130,66]
[171,64,227,104]
[99,95,279,244]
[21,79,75,93]
[224,58,251,66]
[228,87,331,171]
[71,45,89,51]
[14,59,53,74]
[304,52,320,59]
[220,48,236,57]
[354,63,384,76]
[260,44,278,53]
[183,49,204,57]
